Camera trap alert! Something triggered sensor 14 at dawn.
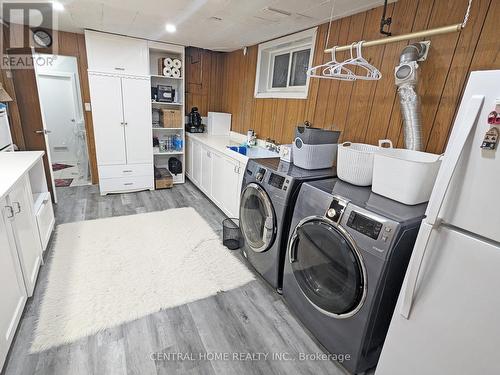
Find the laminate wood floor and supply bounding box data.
[2,182,351,375]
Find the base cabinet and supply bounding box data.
[201,146,213,196]
[0,200,28,371]
[212,153,241,217]
[5,176,43,296]
[187,137,243,218]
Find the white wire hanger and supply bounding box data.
[338,41,382,80]
[307,45,356,81]
[308,41,382,81]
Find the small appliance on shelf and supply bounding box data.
[185,107,204,133]
[157,85,175,103]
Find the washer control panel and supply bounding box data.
[268,173,291,191]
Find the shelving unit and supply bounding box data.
[148,41,185,186]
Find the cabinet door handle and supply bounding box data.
[13,202,21,214]
[123,122,128,126]
[5,205,14,218]
[114,67,125,71]
[123,170,133,173]
[124,182,134,186]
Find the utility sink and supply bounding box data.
[227,145,278,158]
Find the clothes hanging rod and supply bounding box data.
[324,23,463,53]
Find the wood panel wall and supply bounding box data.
[185,47,225,116]
[1,27,99,184]
[219,0,499,154]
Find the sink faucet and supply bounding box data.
[265,138,280,152]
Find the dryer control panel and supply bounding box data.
[347,211,383,240]
[341,204,398,259]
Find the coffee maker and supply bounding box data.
[185,107,204,133]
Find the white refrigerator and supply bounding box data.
[376,70,500,375]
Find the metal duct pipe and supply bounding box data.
[395,42,429,151]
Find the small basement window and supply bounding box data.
[254,28,317,99]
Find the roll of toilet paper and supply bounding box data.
[165,57,173,67]
[172,58,181,69]
[163,67,172,77]
[171,68,181,78]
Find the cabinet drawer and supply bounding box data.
[98,164,153,179]
[34,192,54,252]
[99,175,153,194]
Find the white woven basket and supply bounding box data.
[337,140,392,186]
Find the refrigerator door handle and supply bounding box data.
[400,95,485,319]
[425,95,485,225]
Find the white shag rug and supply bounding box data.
[31,207,254,352]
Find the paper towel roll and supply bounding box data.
[163,67,172,77]
[171,68,181,78]
[172,59,181,69]
[165,57,173,67]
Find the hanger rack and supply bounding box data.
[324,0,472,54]
[324,23,462,53]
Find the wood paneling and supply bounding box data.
[218,0,499,153]
[1,27,99,185]
[185,47,224,116]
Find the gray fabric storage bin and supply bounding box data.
[295,126,340,145]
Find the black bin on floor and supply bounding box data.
[222,218,242,250]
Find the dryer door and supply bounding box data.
[239,183,276,253]
[289,216,367,318]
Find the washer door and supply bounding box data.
[239,183,276,253]
[289,216,367,318]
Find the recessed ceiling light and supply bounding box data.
[52,1,64,11]
[165,24,176,33]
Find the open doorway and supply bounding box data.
[35,54,91,189]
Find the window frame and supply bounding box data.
[254,28,317,99]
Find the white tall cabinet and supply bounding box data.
[86,31,186,194]
[86,31,154,195]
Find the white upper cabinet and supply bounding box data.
[85,30,149,76]
[121,77,153,165]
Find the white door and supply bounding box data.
[88,74,126,165]
[377,225,500,375]
[201,145,213,195]
[37,73,79,164]
[6,176,42,296]
[0,200,27,371]
[192,141,202,185]
[121,77,153,165]
[185,138,193,177]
